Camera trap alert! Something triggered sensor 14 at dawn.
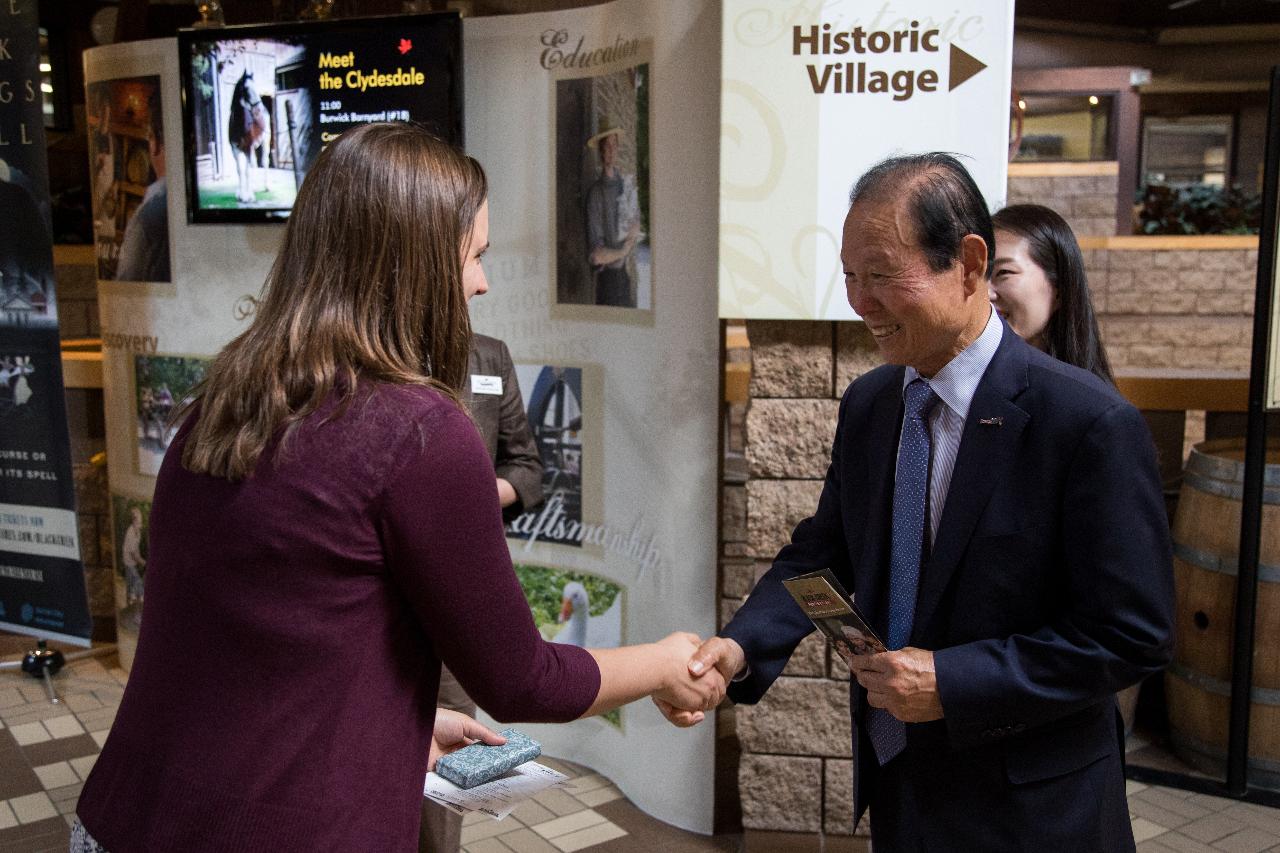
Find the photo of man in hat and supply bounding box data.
[584,116,642,307]
[553,64,651,311]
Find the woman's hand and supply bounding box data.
[428,708,507,771]
[650,632,727,727]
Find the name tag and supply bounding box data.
[470,374,503,395]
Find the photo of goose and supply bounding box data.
[553,580,623,648]
[515,564,623,651]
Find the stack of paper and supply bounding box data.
[424,761,570,821]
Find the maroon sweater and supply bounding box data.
[77,383,600,852]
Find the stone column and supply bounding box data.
[721,319,879,836]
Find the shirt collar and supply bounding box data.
[903,308,1003,422]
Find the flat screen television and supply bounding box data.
[178,12,462,224]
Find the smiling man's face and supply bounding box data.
[841,195,975,378]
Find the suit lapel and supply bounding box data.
[912,332,1031,639]
[854,371,905,638]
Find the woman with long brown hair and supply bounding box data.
[73,123,722,852]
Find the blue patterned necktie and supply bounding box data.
[867,377,939,766]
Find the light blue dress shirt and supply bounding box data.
[902,308,1004,548]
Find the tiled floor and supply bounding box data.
[0,649,121,853]
[3,640,1280,853]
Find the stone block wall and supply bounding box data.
[1085,244,1258,371]
[1005,167,1119,237]
[719,320,879,836]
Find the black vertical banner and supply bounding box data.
[0,1,92,644]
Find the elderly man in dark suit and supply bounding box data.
[672,154,1174,850]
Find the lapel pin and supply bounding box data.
[979,416,1004,427]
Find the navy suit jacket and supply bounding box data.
[723,327,1175,850]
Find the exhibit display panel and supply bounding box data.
[718,0,1015,319]
[466,0,720,833]
[85,38,286,667]
[84,1,719,832]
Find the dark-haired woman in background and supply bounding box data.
[990,203,1114,384]
[72,123,723,853]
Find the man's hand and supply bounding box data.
[688,636,746,682]
[496,477,517,508]
[654,636,745,728]
[648,633,727,728]
[428,708,507,771]
[848,648,944,723]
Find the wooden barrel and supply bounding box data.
[1167,438,1280,788]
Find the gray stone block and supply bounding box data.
[739,754,823,832]
[1196,292,1243,315]
[747,320,833,398]
[720,597,743,630]
[1006,176,1050,197]
[746,479,824,559]
[720,559,756,599]
[1106,292,1148,314]
[1149,291,1198,315]
[1220,345,1251,370]
[1051,175,1104,197]
[1128,344,1176,367]
[824,758,858,835]
[1199,250,1250,273]
[835,322,881,393]
[722,484,747,543]
[1177,346,1222,370]
[1078,217,1116,236]
[1106,269,1134,293]
[782,632,826,678]
[1132,271,1169,293]
[1071,193,1115,218]
[1220,269,1256,292]
[746,398,838,479]
[737,676,851,757]
[1107,250,1148,271]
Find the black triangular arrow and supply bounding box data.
[949,44,987,91]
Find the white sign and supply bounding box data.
[0,505,81,562]
[719,0,1015,319]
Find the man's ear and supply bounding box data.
[960,233,988,296]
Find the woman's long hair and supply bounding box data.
[991,204,1114,385]
[179,122,487,480]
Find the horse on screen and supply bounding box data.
[228,69,269,204]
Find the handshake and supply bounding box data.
[645,632,746,728]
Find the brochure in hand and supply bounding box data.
[781,568,887,670]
